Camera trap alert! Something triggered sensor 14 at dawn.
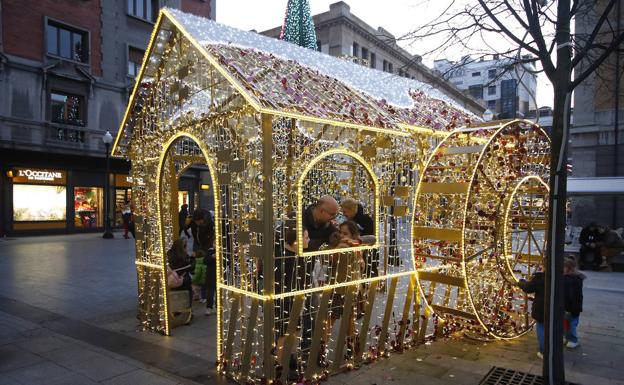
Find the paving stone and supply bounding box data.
[0,344,44,372]
[3,361,85,385]
[63,355,136,382]
[100,369,180,385]
[16,335,73,354]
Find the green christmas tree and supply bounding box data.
[279,0,317,50]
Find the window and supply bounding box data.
[487,100,496,110]
[13,185,66,221]
[352,42,359,57]
[468,84,483,99]
[46,21,88,63]
[361,47,369,61]
[50,91,85,126]
[472,71,481,77]
[128,47,145,77]
[370,53,376,68]
[488,69,497,79]
[382,59,388,72]
[316,40,321,52]
[488,85,496,95]
[388,63,393,73]
[74,187,104,228]
[128,0,156,22]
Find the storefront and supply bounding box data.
[0,149,130,236]
[10,168,68,231]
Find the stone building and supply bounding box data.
[568,1,623,228]
[0,0,215,236]
[433,56,538,119]
[261,1,483,115]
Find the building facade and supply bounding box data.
[433,56,538,119]
[0,0,215,236]
[568,1,623,228]
[261,1,483,115]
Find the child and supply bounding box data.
[191,250,207,302]
[518,267,545,359]
[564,257,585,348]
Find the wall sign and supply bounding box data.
[12,168,67,185]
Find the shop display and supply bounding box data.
[13,185,66,221]
[74,187,103,228]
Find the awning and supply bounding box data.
[567,177,624,195]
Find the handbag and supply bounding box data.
[167,266,184,288]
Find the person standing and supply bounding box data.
[187,209,216,315]
[178,204,190,238]
[564,257,585,348]
[121,203,132,239]
[579,222,603,270]
[517,268,546,359]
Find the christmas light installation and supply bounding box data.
[280,0,318,50]
[112,8,550,385]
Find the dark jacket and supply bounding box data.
[352,204,374,236]
[302,204,338,251]
[179,207,189,236]
[564,273,584,316]
[518,272,545,323]
[579,226,602,247]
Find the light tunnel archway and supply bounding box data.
[155,131,222,348]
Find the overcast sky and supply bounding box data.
[216,0,554,108]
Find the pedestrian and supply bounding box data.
[564,257,585,348]
[517,267,545,359]
[121,203,132,239]
[178,204,190,238]
[188,209,217,316]
[340,197,374,236]
[167,238,195,305]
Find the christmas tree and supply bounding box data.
[279,0,317,50]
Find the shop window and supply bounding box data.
[46,20,88,63]
[13,185,67,221]
[127,0,157,22]
[388,63,393,73]
[128,47,145,77]
[178,191,189,208]
[74,187,103,228]
[50,91,85,126]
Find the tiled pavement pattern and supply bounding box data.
[1,234,624,384]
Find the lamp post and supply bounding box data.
[102,131,114,239]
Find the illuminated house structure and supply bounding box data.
[112,8,551,384]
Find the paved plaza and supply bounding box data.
[1,233,623,384]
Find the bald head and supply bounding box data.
[313,195,339,225]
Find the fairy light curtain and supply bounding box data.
[111,8,550,385]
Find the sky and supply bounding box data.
[216,0,554,108]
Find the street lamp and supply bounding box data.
[102,131,114,239]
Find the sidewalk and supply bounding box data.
[1,233,624,384]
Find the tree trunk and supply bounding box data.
[543,85,570,384]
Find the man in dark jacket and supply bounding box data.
[518,270,545,358]
[302,195,339,251]
[178,204,190,238]
[579,222,603,270]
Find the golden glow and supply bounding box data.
[135,261,163,269]
[111,11,165,156]
[502,176,549,282]
[200,184,210,190]
[155,132,222,355]
[295,148,380,257]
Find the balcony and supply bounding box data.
[0,115,111,156]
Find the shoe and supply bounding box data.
[536,351,543,359]
[199,298,207,303]
[205,308,214,316]
[566,341,579,349]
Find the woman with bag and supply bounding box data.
[167,238,195,305]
